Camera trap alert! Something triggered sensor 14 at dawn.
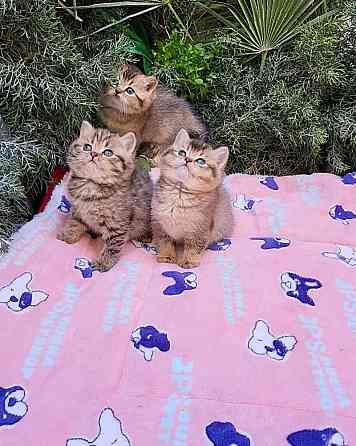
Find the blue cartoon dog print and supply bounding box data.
[58,195,71,214]
[341,172,356,185]
[208,239,232,251]
[280,272,322,306]
[251,236,290,250]
[233,194,261,212]
[0,272,48,312]
[131,325,170,361]
[0,385,28,427]
[75,258,94,279]
[322,245,356,267]
[162,271,197,296]
[260,176,279,191]
[329,204,356,224]
[206,421,251,446]
[67,408,131,446]
[287,427,345,446]
[248,320,297,361]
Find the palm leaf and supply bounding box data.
[231,0,334,69]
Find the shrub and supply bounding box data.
[0,0,134,245]
[200,7,356,175]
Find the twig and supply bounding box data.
[58,0,83,22]
[74,4,162,40]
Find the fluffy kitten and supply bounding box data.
[57,121,153,272]
[152,129,234,268]
[99,64,207,159]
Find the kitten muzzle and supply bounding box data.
[99,95,120,110]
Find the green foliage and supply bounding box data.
[57,0,240,39]
[228,0,331,69]
[201,8,356,175]
[126,23,154,74]
[155,31,217,100]
[0,0,134,245]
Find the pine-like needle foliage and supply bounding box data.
[201,5,356,175]
[0,0,134,245]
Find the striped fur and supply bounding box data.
[152,129,234,269]
[99,64,208,159]
[57,121,153,272]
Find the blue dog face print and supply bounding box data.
[233,194,261,212]
[329,205,356,224]
[281,272,322,306]
[248,320,297,361]
[341,172,356,185]
[0,272,48,312]
[67,408,131,446]
[208,239,232,251]
[260,176,279,191]
[287,428,345,446]
[162,271,197,296]
[206,421,251,446]
[74,258,94,279]
[131,325,170,361]
[58,195,71,214]
[0,385,28,427]
[251,236,290,250]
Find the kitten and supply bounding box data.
[99,64,207,160]
[152,129,234,268]
[57,121,153,272]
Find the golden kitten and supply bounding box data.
[57,121,153,272]
[152,129,234,268]
[99,64,207,159]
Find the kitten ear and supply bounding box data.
[79,121,94,138]
[212,146,229,168]
[173,129,190,149]
[144,76,158,93]
[119,132,137,155]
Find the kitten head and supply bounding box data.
[68,121,137,185]
[160,128,229,192]
[100,64,158,117]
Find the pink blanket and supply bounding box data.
[0,170,355,446]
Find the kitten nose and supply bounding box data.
[114,88,121,95]
[185,157,193,164]
[91,151,98,159]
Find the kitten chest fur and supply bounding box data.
[68,182,131,233]
[153,182,216,241]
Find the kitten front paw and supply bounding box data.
[178,260,201,269]
[90,258,117,273]
[137,234,152,244]
[56,231,81,245]
[157,255,176,264]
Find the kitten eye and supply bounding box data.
[126,87,135,96]
[83,144,92,152]
[178,149,186,157]
[103,149,113,157]
[195,158,206,166]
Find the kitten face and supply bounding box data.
[68,121,136,185]
[160,129,229,192]
[100,64,158,117]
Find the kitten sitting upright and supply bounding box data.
[57,121,153,272]
[99,64,207,159]
[152,129,234,268]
